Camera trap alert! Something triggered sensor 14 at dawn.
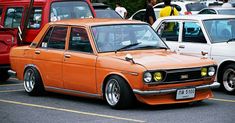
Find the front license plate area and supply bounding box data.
[176,88,195,100]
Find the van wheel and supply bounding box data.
[0,69,10,81]
[104,75,135,109]
[221,64,235,95]
[24,67,44,96]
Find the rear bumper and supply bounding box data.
[133,82,220,96]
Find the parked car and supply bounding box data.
[128,8,161,21]
[9,19,219,109]
[200,0,223,8]
[198,7,235,15]
[154,1,207,15]
[95,9,123,19]
[152,15,235,94]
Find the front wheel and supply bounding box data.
[104,75,135,109]
[0,69,10,81]
[24,67,45,96]
[221,64,235,94]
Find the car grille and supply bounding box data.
[163,68,202,84]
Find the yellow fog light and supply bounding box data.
[201,68,207,77]
[153,72,163,81]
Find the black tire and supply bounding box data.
[0,69,10,81]
[220,64,235,95]
[24,67,45,96]
[104,75,135,109]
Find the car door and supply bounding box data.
[156,20,181,52]
[63,26,97,94]
[177,21,211,57]
[33,26,67,88]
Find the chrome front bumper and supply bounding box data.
[133,82,220,96]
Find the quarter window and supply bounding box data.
[182,22,207,43]
[40,27,67,49]
[4,7,23,28]
[27,7,42,29]
[69,27,93,53]
[157,21,179,42]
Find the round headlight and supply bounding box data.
[153,72,163,81]
[208,67,215,76]
[144,72,152,83]
[201,68,207,77]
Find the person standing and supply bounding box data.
[159,0,179,18]
[145,0,157,25]
[115,2,127,19]
[222,0,232,7]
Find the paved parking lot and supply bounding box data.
[0,78,235,123]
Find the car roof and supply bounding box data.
[49,18,146,27]
[157,14,235,21]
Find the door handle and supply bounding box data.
[64,54,71,58]
[35,50,41,54]
[179,45,185,49]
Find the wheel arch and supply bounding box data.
[217,60,235,81]
[23,64,43,80]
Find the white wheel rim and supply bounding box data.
[105,79,120,106]
[223,68,235,92]
[24,69,35,92]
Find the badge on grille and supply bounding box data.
[181,74,188,79]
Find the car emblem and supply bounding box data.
[181,74,188,79]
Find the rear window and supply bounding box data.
[186,3,207,11]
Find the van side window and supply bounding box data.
[28,7,42,29]
[69,27,93,53]
[40,27,67,50]
[4,7,23,28]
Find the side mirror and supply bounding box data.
[17,26,22,41]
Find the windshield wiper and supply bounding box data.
[227,38,235,43]
[115,42,141,53]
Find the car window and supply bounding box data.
[182,22,207,43]
[199,9,216,14]
[40,26,67,49]
[186,3,207,11]
[27,7,42,29]
[157,21,180,42]
[217,10,235,15]
[133,11,146,21]
[69,27,93,53]
[4,7,23,28]
[0,8,2,23]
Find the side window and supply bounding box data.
[199,10,207,14]
[4,7,23,28]
[28,7,42,29]
[0,8,2,23]
[182,22,207,43]
[133,11,145,21]
[157,21,179,42]
[40,27,67,49]
[69,27,93,53]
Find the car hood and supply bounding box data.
[102,50,215,70]
[211,42,235,57]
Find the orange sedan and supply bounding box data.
[9,19,220,109]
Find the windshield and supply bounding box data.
[186,3,207,11]
[218,9,235,15]
[204,19,235,43]
[95,10,122,19]
[92,24,167,52]
[50,1,93,22]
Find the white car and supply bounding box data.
[152,15,235,94]
[154,1,207,15]
[128,8,161,21]
[198,7,235,15]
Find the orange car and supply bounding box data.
[9,19,220,109]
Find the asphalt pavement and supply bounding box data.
[0,78,234,123]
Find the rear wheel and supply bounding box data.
[221,64,235,94]
[104,75,135,109]
[0,69,10,81]
[24,67,45,96]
